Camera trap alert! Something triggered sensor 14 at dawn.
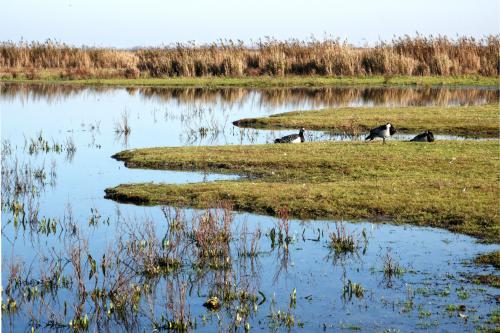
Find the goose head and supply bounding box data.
[426,130,435,142]
[387,123,396,135]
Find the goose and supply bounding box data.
[274,128,305,144]
[365,123,396,144]
[410,130,435,142]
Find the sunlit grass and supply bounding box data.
[233,104,499,137]
[106,140,499,242]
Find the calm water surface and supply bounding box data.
[1,83,498,332]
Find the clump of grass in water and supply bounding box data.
[238,221,261,258]
[329,221,358,254]
[123,215,183,277]
[65,136,77,161]
[382,249,405,287]
[342,280,364,300]
[23,131,76,156]
[114,110,131,135]
[268,208,292,250]
[189,201,233,270]
[268,289,303,330]
[153,283,194,332]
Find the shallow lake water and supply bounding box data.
[1,83,499,332]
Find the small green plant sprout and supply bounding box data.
[343,280,364,301]
[456,287,469,300]
[290,288,297,308]
[88,207,109,226]
[1,298,18,313]
[418,308,432,318]
[37,217,58,235]
[69,314,89,330]
[268,227,276,249]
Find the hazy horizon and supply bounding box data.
[0,0,498,48]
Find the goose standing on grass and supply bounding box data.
[410,130,435,142]
[274,128,305,144]
[365,123,396,144]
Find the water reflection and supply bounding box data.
[1,83,498,108]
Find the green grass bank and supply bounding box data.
[105,141,500,242]
[233,104,499,137]
[1,75,498,88]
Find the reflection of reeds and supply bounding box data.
[2,83,497,110]
[1,36,498,77]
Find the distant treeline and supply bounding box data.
[0,36,498,79]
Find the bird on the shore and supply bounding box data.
[274,128,305,144]
[365,123,396,144]
[410,130,435,142]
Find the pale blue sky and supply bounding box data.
[0,0,498,47]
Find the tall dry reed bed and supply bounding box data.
[0,36,498,79]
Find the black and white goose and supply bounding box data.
[274,128,305,144]
[410,130,435,142]
[365,123,396,144]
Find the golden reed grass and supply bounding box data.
[0,36,498,79]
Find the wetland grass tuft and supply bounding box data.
[382,250,405,286]
[329,222,358,254]
[342,280,364,300]
[474,251,500,269]
[114,110,132,136]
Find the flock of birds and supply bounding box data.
[274,123,435,144]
